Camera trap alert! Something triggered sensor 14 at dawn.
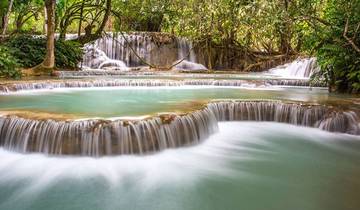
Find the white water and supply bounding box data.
[1,98,359,156]
[172,60,208,71]
[0,122,360,210]
[177,37,197,63]
[268,57,318,79]
[82,33,206,71]
[82,45,129,71]
[174,37,207,71]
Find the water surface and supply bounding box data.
[0,86,331,118]
[0,122,359,210]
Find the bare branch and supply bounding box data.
[353,22,360,40]
[343,18,360,53]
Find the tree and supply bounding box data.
[1,0,14,35]
[58,0,112,44]
[34,0,55,72]
[12,0,42,33]
[311,0,360,93]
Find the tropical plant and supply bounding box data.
[5,35,83,69]
[308,0,360,92]
[0,46,21,78]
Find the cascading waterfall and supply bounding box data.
[266,79,326,87]
[266,79,310,86]
[173,38,207,71]
[0,101,359,156]
[82,45,129,70]
[177,37,197,63]
[208,101,360,134]
[264,57,326,87]
[82,32,207,70]
[0,109,218,156]
[0,79,267,93]
[84,33,153,67]
[0,78,330,93]
[268,57,318,78]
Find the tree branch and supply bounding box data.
[296,15,331,26]
[343,18,360,53]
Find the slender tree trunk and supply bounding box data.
[43,6,47,34]
[1,0,14,35]
[42,0,56,69]
[207,38,213,70]
[16,15,23,31]
[77,0,85,36]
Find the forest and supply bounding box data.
[1,1,360,209]
[0,0,359,93]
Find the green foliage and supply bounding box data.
[113,0,175,32]
[11,0,44,33]
[0,0,358,91]
[0,0,8,16]
[5,35,83,69]
[0,46,21,79]
[309,0,360,93]
[5,35,45,67]
[55,40,83,69]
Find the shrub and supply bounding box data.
[55,40,83,69]
[5,35,83,69]
[4,35,44,67]
[0,46,21,79]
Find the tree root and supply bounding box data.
[22,64,55,76]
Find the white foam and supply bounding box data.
[267,58,318,79]
[172,60,208,71]
[0,122,359,209]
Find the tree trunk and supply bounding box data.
[1,0,14,35]
[16,15,23,31]
[23,0,55,76]
[43,6,47,34]
[207,38,213,70]
[77,0,85,36]
[42,0,56,69]
[280,32,293,54]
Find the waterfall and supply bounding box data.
[266,79,310,86]
[207,101,360,135]
[177,37,197,63]
[82,45,129,70]
[268,58,318,78]
[173,38,207,71]
[0,109,218,156]
[84,33,154,67]
[0,101,359,156]
[266,79,326,87]
[172,60,208,71]
[0,80,183,93]
[0,79,264,93]
[82,32,206,70]
[0,79,329,93]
